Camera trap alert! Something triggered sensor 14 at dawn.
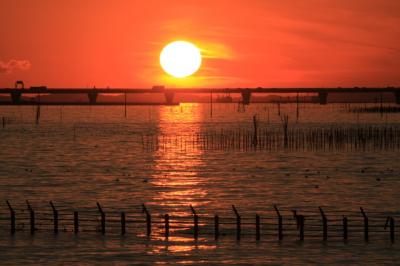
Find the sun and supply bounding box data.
[160,41,202,78]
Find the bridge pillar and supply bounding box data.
[15,80,24,89]
[318,92,328,105]
[241,90,252,105]
[87,92,98,104]
[10,91,22,104]
[164,91,175,105]
[395,92,400,104]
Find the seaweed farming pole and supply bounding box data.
[360,207,369,242]
[6,200,15,235]
[164,214,170,239]
[319,207,328,241]
[255,214,261,241]
[210,91,213,118]
[232,205,241,241]
[124,92,127,118]
[49,201,59,234]
[74,211,79,234]
[253,115,258,148]
[26,200,35,235]
[190,205,199,240]
[274,205,283,240]
[214,214,220,240]
[343,215,348,241]
[97,202,106,235]
[142,204,152,237]
[121,212,126,235]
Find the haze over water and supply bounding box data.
[0,103,399,264]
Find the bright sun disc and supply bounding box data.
[160,41,202,78]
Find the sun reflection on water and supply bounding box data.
[147,104,213,253]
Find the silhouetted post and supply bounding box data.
[50,201,58,234]
[2,117,5,128]
[124,92,127,118]
[210,91,213,117]
[385,217,395,243]
[360,207,368,242]
[121,212,126,235]
[232,205,241,241]
[390,218,395,243]
[164,214,170,239]
[299,215,305,241]
[6,201,15,235]
[319,207,327,241]
[214,215,219,240]
[26,200,35,234]
[253,115,258,148]
[343,216,348,241]
[142,204,151,237]
[274,205,283,240]
[74,211,79,234]
[296,92,299,121]
[190,205,198,240]
[256,214,261,241]
[96,202,105,235]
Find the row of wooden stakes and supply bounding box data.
[4,201,396,243]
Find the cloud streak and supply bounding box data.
[0,59,31,74]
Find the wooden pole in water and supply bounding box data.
[50,201,58,234]
[256,214,261,241]
[124,92,127,118]
[210,91,213,117]
[74,211,79,234]
[214,215,219,240]
[142,204,151,237]
[390,217,395,243]
[360,207,368,242]
[26,200,35,234]
[274,205,283,240]
[342,216,348,241]
[96,202,105,235]
[319,207,327,241]
[296,92,299,121]
[121,212,126,235]
[298,215,304,241]
[6,201,15,235]
[232,205,241,241]
[190,205,199,240]
[385,216,395,243]
[164,214,170,239]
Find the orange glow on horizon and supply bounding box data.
[1,1,399,88]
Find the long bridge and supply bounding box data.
[1,81,399,105]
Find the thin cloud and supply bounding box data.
[0,59,31,74]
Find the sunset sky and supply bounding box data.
[0,0,399,88]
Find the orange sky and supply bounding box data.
[0,0,399,88]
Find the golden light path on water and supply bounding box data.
[148,104,214,253]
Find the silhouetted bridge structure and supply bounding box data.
[1,81,399,105]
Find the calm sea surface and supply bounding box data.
[0,103,399,265]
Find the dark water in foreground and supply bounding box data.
[0,103,399,265]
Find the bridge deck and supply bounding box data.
[0,87,399,94]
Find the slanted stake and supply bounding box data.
[190,205,199,240]
[6,201,15,235]
[96,202,105,234]
[360,207,368,242]
[232,205,241,240]
[50,201,58,234]
[274,205,283,240]
[142,204,151,237]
